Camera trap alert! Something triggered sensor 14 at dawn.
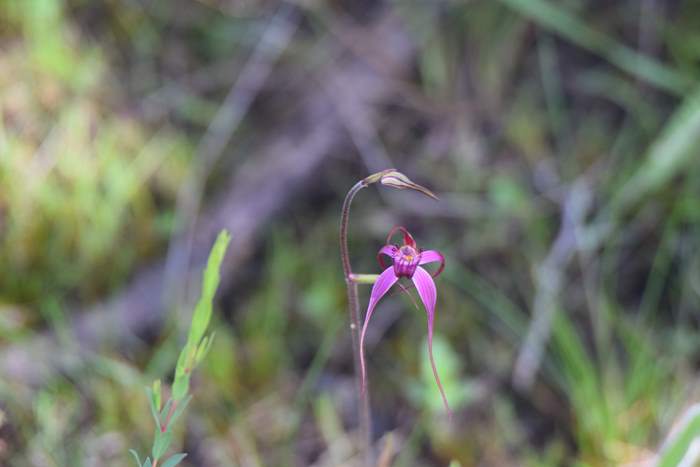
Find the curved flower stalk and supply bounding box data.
[360,226,450,415]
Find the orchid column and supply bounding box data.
[339,169,439,465]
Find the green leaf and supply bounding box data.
[159,398,173,425]
[152,379,162,412]
[171,374,190,402]
[657,404,700,467]
[129,449,142,467]
[194,332,215,365]
[187,230,231,347]
[146,387,160,425]
[146,387,160,427]
[174,343,194,378]
[611,85,700,214]
[143,457,152,467]
[161,453,187,467]
[152,428,173,460]
[168,395,192,428]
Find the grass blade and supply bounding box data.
[499,0,693,95]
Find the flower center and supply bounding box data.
[393,245,420,278]
[400,245,415,259]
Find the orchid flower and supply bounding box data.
[359,226,450,414]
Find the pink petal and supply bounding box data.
[419,250,445,278]
[377,244,398,270]
[412,266,451,415]
[359,267,399,394]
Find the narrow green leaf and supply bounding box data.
[168,395,192,428]
[187,230,231,347]
[194,335,209,365]
[611,85,700,214]
[143,457,152,467]
[129,449,142,467]
[152,428,173,460]
[152,379,162,412]
[161,453,187,467]
[174,343,193,378]
[171,374,190,402]
[159,398,173,424]
[194,332,215,365]
[146,387,160,427]
[657,405,700,467]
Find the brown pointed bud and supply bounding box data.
[379,170,438,200]
[363,168,397,185]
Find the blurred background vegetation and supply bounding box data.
[1,0,700,465]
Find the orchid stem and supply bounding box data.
[340,179,373,466]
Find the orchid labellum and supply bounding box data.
[359,226,449,414]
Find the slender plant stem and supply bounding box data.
[339,179,373,466]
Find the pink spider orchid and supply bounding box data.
[359,226,449,414]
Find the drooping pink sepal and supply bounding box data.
[412,266,451,415]
[359,267,399,393]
